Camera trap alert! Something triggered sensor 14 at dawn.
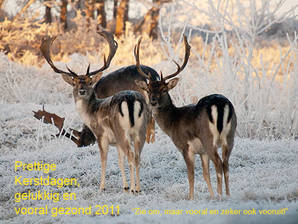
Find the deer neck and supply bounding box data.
[153,92,177,136]
[74,91,102,129]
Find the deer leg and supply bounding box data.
[200,154,215,199]
[134,139,144,193]
[121,140,136,193]
[222,144,232,196]
[207,148,223,196]
[98,141,109,192]
[128,149,135,194]
[146,116,155,143]
[182,149,195,200]
[117,146,129,192]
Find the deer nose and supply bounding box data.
[79,89,86,96]
[150,97,158,106]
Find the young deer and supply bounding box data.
[40,31,149,193]
[134,36,237,200]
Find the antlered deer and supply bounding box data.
[40,31,149,193]
[134,36,237,200]
[47,33,159,147]
[80,64,160,147]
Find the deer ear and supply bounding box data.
[91,72,103,85]
[135,80,148,92]
[167,78,179,90]
[61,74,74,86]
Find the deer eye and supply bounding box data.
[161,88,167,93]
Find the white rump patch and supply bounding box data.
[220,104,231,146]
[119,100,144,141]
[119,101,131,130]
[133,101,143,129]
[209,105,219,147]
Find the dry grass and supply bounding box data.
[0,14,162,68]
[0,14,295,81]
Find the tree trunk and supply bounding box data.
[44,0,52,24]
[13,0,36,21]
[95,0,106,28]
[75,0,83,10]
[134,6,160,39]
[134,0,171,39]
[85,0,94,25]
[60,0,68,31]
[0,0,5,9]
[113,0,118,19]
[115,0,129,37]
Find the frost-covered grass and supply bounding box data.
[1,130,297,223]
[1,0,297,222]
[0,46,297,224]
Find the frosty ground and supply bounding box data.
[0,54,297,224]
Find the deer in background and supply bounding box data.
[41,31,159,148]
[89,64,159,145]
[56,41,159,147]
[40,31,149,193]
[134,36,237,200]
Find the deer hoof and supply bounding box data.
[188,195,194,200]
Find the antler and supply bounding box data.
[41,31,118,78]
[87,30,118,77]
[134,35,191,82]
[40,36,78,77]
[163,35,191,81]
[134,37,151,79]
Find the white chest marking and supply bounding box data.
[76,99,92,129]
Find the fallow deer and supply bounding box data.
[134,36,237,200]
[80,64,160,147]
[42,32,159,147]
[40,31,149,193]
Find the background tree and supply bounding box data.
[60,0,68,30]
[113,0,118,19]
[0,0,5,9]
[134,0,171,39]
[95,0,106,28]
[13,0,36,21]
[85,0,94,25]
[84,0,107,28]
[0,0,7,22]
[115,0,129,37]
[44,0,52,24]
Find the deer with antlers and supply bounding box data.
[40,31,149,193]
[134,36,237,200]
